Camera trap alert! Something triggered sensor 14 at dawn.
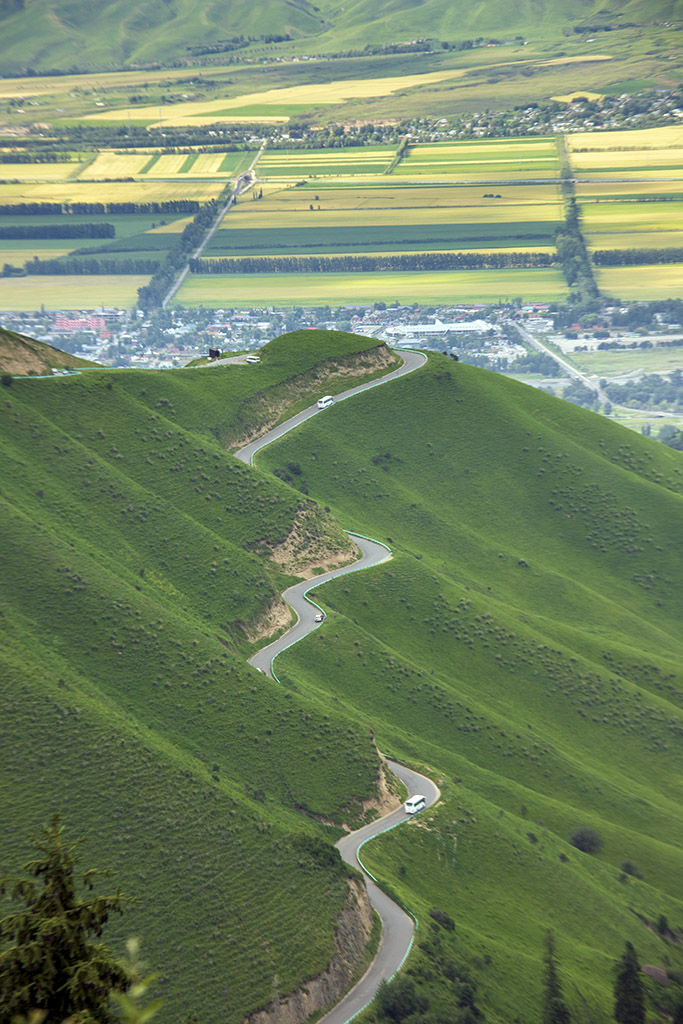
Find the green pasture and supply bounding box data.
[0,274,150,310]
[596,265,683,300]
[579,200,683,252]
[177,268,567,306]
[257,355,683,1023]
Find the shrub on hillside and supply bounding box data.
[569,826,602,854]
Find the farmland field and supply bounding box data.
[595,265,683,299]
[0,180,223,204]
[0,274,150,309]
[0,161,83,180]
[177,268,567,306]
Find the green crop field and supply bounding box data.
[177,268,567,306]
[596,265,683,300]
[580,200,683,252]
[0,274,151,310]
[256,353,683,1024]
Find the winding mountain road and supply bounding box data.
[235,347,438,1023]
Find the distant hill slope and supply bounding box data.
[0,0,678,72]
[0,327,99,375]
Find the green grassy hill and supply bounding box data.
[0,0,678,72]
[0,327,99,375]
[0,330,394,1023]
[3,334,682,1023]
[258,356,683,1023]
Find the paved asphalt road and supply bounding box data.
[320,761,441,1024]
[235,347,434,1022]
[235,349,427,467]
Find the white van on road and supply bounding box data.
[404,794,426,814]
[317,395,334,409]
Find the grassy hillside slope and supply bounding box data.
[258,356,683,1023]
[0,330,392,1024]
[0,0,678,72]
[0,327,99,375]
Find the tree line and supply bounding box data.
[137,182,234,309]
[21,256,160,275]
[0,200,201,215]
[0,152,72,163]
[0,223,115,239]
[191,251,553,275]
[592,248,683,266]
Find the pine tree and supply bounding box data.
[614,942,645,1024]
[0,813,130,1023]
[542,931,572,1024]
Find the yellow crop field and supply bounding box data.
[80,152,151,178]
[0,162,81,180]
[0,275,149,311]
[568,126,683,151]
[571,148,683,171]
[147,217,194,234]
[595,265,683,300]
[150,154,188,175]
[0,181,223,204]
[576,181,683,198]
[83,68,473,127]
[586,230,683,250]
[0,246,74,263]
[191,154,225,175]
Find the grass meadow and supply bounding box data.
[0,330,395,1022]
[596,265,683,299]
[0,274,150,309]
[257,354,683,1024]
